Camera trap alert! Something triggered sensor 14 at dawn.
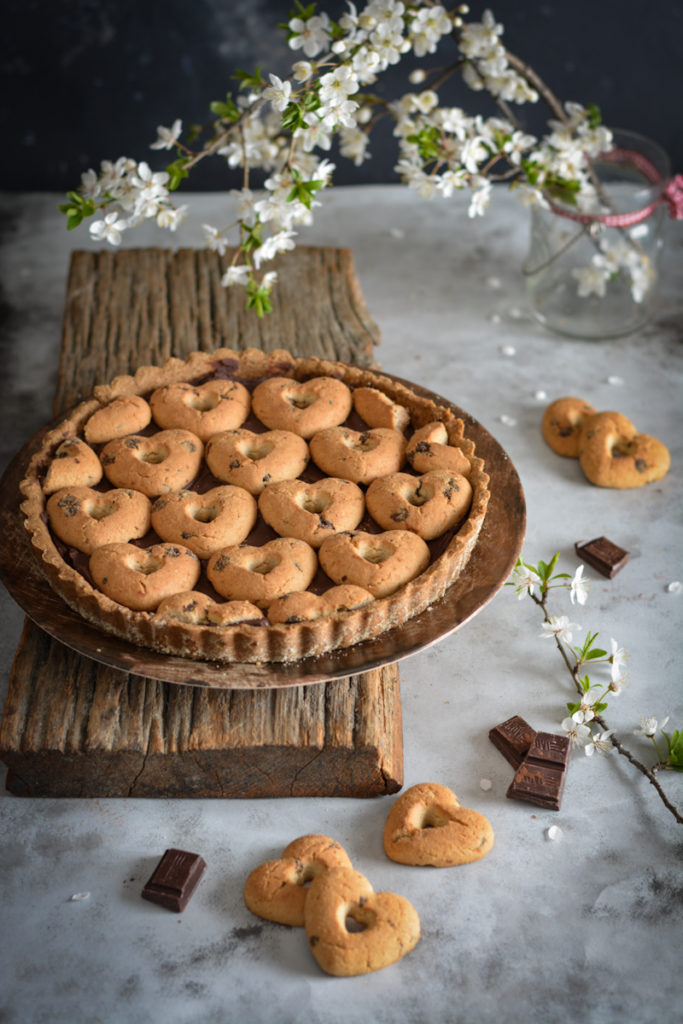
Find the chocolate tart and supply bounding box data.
[20,348,490,663]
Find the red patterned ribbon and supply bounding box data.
[548,147,683,228]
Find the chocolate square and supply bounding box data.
[141,848,207,912]
[489,716,536,769]
[505,731,570,812]
[526,731,570,769]
[575,537,629,578]
[506,762,567,812]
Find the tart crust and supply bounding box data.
[20,348,490,663]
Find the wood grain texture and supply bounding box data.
[0,246,403,799]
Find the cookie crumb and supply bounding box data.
[606,375,624,386]
[499,414,517,427]
[666,580,682,594]
[68,892,90,902]
[479,778,492,791]
[499,344,516,357]
[545,826,562,841]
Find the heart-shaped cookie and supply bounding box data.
[205,428,309,495]
[258,478,365,547]
[149,380,250,441]
[267,585,373,624]
[405,421,471,477]
[84,394,152,444]
[541,396,596,458]
[43,438,103,494]
[151,485,258,558]
[383,782,494,867]
[309,426,406,485]
[206,537,317,607]
[100,430,204,498]
[46,486,152,555]
[251,376,352,438]
[319,529,430,598]
[154,591,265,626]
[244,835,353,927]
[366,470,472,540]
[304,867,420,976]
[89,542,201,611]
[578,411,670,488]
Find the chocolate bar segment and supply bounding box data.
[506,731,571,812]
[489,716,536,769]
[141,849,207,912]
[506,762,567,811]
[575,537,629,578]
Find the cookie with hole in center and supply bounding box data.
[149,380,250,441]
[251,376,352,438]
[244,835,353,927]
[578,411,670,488]
[383,782,494,866]
[258,477,365,547]
[319,529,430,598]
[366,469,472,540]
[304,867,420,976]
[151,485,257,558]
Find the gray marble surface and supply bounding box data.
[0,186,681,1024]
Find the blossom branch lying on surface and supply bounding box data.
[509,554,682,824]
[60,2,628,315]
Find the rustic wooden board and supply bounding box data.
[0,246,405,798]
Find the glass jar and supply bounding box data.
[524,129,671,340]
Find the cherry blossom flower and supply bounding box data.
[221,264,251,287]
[156,205,187,231]
[202,224,228,256]
[288,13,331,58]
[89,212,127,245]
[585,729,614,756]
[572,264,609,298]
[569,565,590,606]
[540,615,580,644]
[633,716,669,738]
[561,716,592,748]
[262,74,292,113]
[609,638,629,683]
[150,119,183,151]
[511,562,541,600]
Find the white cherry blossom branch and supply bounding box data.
[510,555,682,824]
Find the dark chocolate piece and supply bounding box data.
[141,849,206,912]
[506,762,567,811]
[489,716,536,769]
[506,731,570,812]
[575,537,629,578]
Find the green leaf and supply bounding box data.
[65,212,83,230]
[165,157,190,192]
[662,729,683,770]
[232,66,263,92]
[594,702,608,714]
[585,649,608,660]
[281,101,306,133]
[406,125,441,163]
[566,702,580,715]
[586,102,602,129]
[210,93,240,122]
[240,223,263,255]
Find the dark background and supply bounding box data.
[2,0,681,193]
